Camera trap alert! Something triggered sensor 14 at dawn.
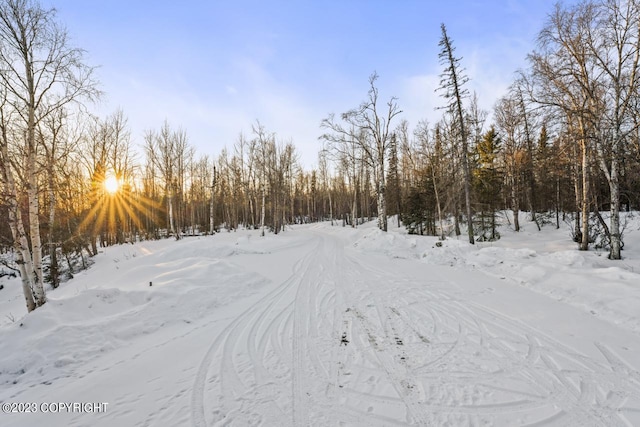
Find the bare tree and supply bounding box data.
[512,82,540,228]
[321,72,401,231]
[252,122,272,236]
[233,133,250,228]
[414,121,447,240]
[527,0,640,258]
[318,148,333,224]
[323,129,361,227]
[495,94,525,232]
[0,86,35,311]
[587,0,640,259]
[209,161,217,234]
[144,121,190,240]
[527,3,598,251]
[38,106,79,287]
[0,0,98,311]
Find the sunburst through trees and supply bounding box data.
[104,173,120,194]
[79,164,161,247]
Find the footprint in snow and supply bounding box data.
[340,333,349,346]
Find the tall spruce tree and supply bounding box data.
[437,23,474,244]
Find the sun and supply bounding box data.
[104,174,119,194]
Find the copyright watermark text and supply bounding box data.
[2,402,109,414]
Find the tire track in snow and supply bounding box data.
[315,231,430,426]
[191,238,318,427]
[191,225,640,426]
[463,300,640,423]
[192,233,339,426]
[292,235,346,425]
[291,242,313,426]
[337,240,639,425]
[328,249,433,425]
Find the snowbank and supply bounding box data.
[351,212,640,334]
[0,234,270,390]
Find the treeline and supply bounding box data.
[320,0,640,264]
[2,0,640,313]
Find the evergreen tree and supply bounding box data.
[438,23,474,244]
[473,126,503,241]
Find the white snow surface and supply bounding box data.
[1,213,640,426]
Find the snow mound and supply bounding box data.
[349,213,640,334]
[0,234,268,389]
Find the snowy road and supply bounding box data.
[2,222,640,426]
[191,225,640,426]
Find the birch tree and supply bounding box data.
[209,162,217,234]
[587,0,640,259]
[527,3,598,251]
[0,0,97,311]
[495,94,525,232]
[38,107,78,288]
[145,122,190,240]
[321,73,401,232]
[528,0,640,258]
[0,85,36,310]
[252,122,271,236]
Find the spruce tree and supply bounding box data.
[473,126,503,241]
[437,23,474,244]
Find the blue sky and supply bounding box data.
[44,0,574,168]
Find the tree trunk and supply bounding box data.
[249,194,255,228]
[556,177,561,230]
[27,151,46,307]
[168,193,177,239]
[209,167,216,234]
[460,130,474,243]
[260,180,266,236]
[329,191,333,225]
[431,164,445,240]
[47,168,59,289]
[15,250,36,312]
[608,151,622,259]
[351,176,358,227]
[1,154,37,312]
[454,202,461,236]
[511,175,520,232]
[573,160,582,242]
[580,139,589,251]
[521,101,539,230]
[377,164,387,232]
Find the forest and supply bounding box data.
[2,0,640,313]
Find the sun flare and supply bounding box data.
[104,175,119,194]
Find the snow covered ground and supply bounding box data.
[1,213,640,426]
